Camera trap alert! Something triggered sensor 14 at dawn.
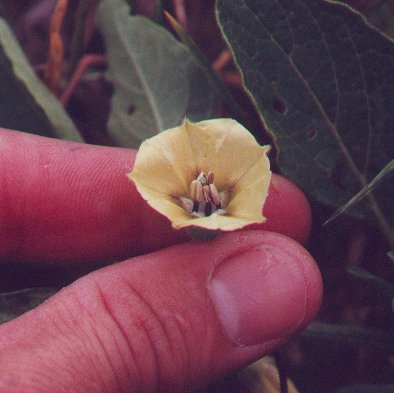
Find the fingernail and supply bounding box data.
[208,244,307,346]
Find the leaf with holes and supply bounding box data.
[216,0,394,241]
[97,0,220,148]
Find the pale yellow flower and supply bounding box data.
[128,118,271,231]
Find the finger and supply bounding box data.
[257,174,312,244]
[0,128,185,264]
[0,231,322,393]
[0,129,312,265]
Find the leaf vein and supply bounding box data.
[115,17,164,132]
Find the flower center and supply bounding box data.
[189,171,221,217]
[177,171,229,218]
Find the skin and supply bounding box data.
[254,173,312,244]
[0,129,322,393]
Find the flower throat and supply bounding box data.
[189,171,221,217]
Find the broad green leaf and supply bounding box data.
[0,18,83,141]
[98,0,220,148]
[216,0,394,233]
[0,287,57,324]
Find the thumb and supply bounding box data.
[0,231,322,393]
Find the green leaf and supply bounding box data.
[98,0,220,148]
[0,287,57,324]
[0,18,83,142]
[216,0,394,235]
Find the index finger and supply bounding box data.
[0,129,186,264]
[0,128,312,266]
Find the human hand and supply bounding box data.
[0,129,322,393]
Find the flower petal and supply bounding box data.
[129,122,196,197]
[177,213,256,231]
[226,146,271,220]
[129,118,272,232]
[184,119,265,190]
[134,184,191,226]
[135,184,260,231]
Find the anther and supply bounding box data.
[186,170,224,217]
[196,172,207,186]
[202,185,211,203]
[178,197,193,214]
[207,171,214,185]
[190,180,203,203]
[209,184,221,208]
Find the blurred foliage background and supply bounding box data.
[0,0,393,392]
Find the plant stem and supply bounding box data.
[274,351,288,393]
[365,192,394,249]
